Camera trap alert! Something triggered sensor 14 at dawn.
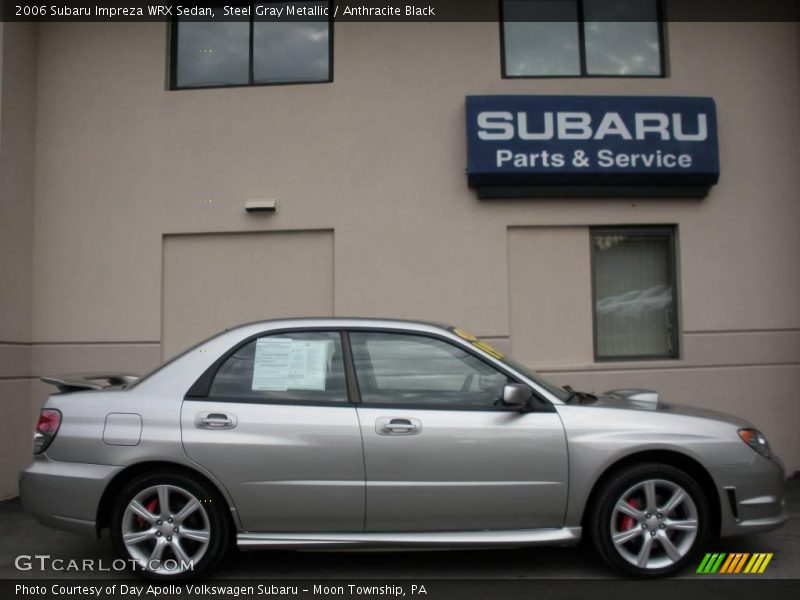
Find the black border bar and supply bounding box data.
[2,0,799,22]
[3,578,800,599]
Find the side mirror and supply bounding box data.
[502,383,533,411]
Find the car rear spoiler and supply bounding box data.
[40,373,140,393]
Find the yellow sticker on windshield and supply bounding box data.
[451,327,505,359]
[473,340,505,360]
[452,327,479,342]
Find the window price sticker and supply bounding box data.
[252,338,332,391]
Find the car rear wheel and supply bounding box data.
[110,471,230,579]
[590,463,711,577]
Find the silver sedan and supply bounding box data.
[19,319,787,578]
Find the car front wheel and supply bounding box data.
[110,471,230,579]
[590,463,711,577]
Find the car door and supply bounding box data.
[349,330,568,532]
[181,330,364,532]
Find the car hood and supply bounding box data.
[591,388,753,428]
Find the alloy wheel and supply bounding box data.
[609,478,699,570]
[121,484,211,575]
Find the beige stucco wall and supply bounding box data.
[0,23,38,500]
[0,20,798,495]
[162,230,335,359]
[0,23,37,343]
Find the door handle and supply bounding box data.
[384,422,416,432]
[376,417,422,436]
[196,412,237,430]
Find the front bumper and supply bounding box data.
[19,455,122,538]
[711,454,789,537]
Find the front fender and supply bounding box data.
[556,404,754,526]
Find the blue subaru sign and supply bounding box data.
[466,96,719,197]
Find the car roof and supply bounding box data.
[224,317,454,334]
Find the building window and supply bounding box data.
[591,227,679,360]
[171,1,332,89]
[501,0,664,77]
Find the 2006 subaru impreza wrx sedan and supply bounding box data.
[20,318,787,578]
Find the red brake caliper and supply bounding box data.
[137,497,159,528]
[620,497,639,531]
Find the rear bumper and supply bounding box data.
[711,454,789,537]
[18,455,121,538]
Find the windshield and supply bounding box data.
[496,355,572,402]
[448,326,571,402]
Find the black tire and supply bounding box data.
[110,471,231,579]
[589,463,711,577]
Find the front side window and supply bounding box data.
[591,227,679,360]
[209,331,347,403]
[172,1,332,89]
[501,0,663,77]
[350,332,510,408]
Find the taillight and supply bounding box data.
[34,409,62,454]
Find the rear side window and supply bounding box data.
[209,331,347,403]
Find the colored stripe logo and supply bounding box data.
[697,553,773,574]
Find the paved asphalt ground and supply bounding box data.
[0,478,797,580]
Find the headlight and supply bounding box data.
[738,428,771,458]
